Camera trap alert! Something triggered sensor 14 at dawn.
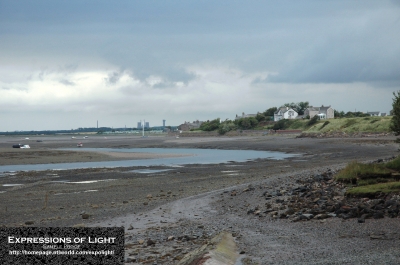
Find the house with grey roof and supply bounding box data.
[367,111,386,117]
[178,120,203,131]
[274,107,298,121]
[235,112,257,120]
[304,105,335,119]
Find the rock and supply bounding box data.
[127,225,134,230]
[373,211,384,219]
[147,239,156,246]
[370,233,387,240]
[25,221,34,225]
[301,214,314,220]
[146,194,153,199]
[357,215,366,223]
[314,214,330,220]
[81,214,90,219]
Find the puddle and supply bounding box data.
[0,148,299,173]
[67,179,116,184]
[129,169,173,174]
[51,180,69,183]
[221,171,239,173]
[54,190,98,196]
[235,255,246,265]
[3,184,24,187]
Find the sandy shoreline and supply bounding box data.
[0,148,192,166]
[0,134,399,264]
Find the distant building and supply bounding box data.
[304,105,335,119]
[178,120,203,131]
[235,112,257,120]
[274,107,298,121]
[367,111,386,116]
[137,122,142,129]
[145,122,150,128]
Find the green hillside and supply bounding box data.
[264,116,392,133]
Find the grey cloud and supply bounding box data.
[105,71,123,85]
[59,79,75,86]
[1,86,28,91]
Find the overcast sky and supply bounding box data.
[1,0,399,131]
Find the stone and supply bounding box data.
[315,214,329,220]
[81,214,90,219]
[370,233,387,240]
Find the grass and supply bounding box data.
[257,116,391,134]
[385,156,400,170]
[335,159,400,197]
[335,161,391,184]
[346,182,400,197]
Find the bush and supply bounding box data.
[307,115,319,126]
[235,117,258,130]
[320,121,330,130]
[218,122,237,135]
[199,119,220,131]
[272,119,296,130]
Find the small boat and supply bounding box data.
[77,142,83,147]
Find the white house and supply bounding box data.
[367,111,382,116]
[274,107,298,121]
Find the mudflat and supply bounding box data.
[0,134,399,264]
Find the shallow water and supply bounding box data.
[0,147,299,173]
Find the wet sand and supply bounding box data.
[0,134,399,264]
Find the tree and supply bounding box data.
[282,101,309,115]
[297,101,309,115]
[200,118,220,131]
[255,113,266,122]
[235,117,258,129]
[390,91,400,142]
[263,107,277,118]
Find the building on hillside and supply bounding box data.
[178,120,203,131]
[304,105,335,119]
[274,107,298,121]
[235,112,257,120]
[367,111,386,117]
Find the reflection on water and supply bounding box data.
[0,148,299,173]
[129,169,173,174]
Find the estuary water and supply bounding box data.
[0,148,299,173]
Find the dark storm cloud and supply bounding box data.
[3,0,398,86]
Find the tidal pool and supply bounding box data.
[0,148,299,173]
